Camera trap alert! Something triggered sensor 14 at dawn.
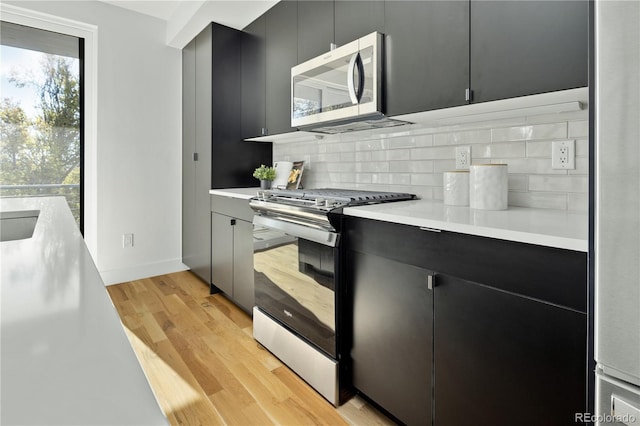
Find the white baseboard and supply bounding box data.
[100,258,188,286]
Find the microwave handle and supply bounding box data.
[347,52,365,104]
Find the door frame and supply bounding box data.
[0,3,98,260]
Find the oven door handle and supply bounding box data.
[254,215,339,247]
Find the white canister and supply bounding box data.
[443,171,470,206]
[469,164,508,210]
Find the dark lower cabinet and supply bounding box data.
[343,216,588,426]
[348,250,433,426]
[434,274,587,426]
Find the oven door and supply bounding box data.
[253,215,338,358]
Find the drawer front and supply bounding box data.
[343,216,587,313]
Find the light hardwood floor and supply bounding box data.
[107,271,395,426]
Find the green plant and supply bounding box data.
[253,164,276,181]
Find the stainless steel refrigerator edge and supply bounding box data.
[595,1,640,425]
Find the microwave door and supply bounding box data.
[292,39,361,127]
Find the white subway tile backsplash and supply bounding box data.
[493,158,568,175]
[411,146,456,160]
[433,160,457,173]
[568,193,589,212]
[529,175,588,193]
[568,120,589,138]
[569,157,589,175]
[509,192,568,210]
[414,134,434,147]
[389,160,434,173]
[473,142,526,159]
[356,162,389,173]
[273,111,589,211]
[492,126,529,142]
[433,129,491,146]
[576,138,589,157]
[527,123,568,140]
[526,140,552,158]
[508,175,529,192]
[411,173,442,186]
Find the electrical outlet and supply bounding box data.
[455,146,471,169]
[123,233,134,248]
[552,140,575,169]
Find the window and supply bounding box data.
[0,21,83,231]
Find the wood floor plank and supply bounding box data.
[109,271,395,426]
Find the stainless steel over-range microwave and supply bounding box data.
[291,32,407,134]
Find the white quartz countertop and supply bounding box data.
[210,187,260,199]
[0,197,167,425]
[344,199,588,252]
[208,188,588,252]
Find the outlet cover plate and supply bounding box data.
[552,140,575,169]
[455,146,471,169]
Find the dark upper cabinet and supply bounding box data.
[297,1,334,63]
[241,16,266,139]
[384,1,470,116]
[434,274,587,425]
[469,0,589,103]
[265,0,298,135]
[183,23,271,282]
[334,0,385,46]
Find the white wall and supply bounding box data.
[5,1,185,284]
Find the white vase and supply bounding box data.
[469,164,508,210]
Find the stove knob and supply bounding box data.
[315,198,325,206]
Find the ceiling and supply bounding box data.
[98,0,278,48]
[100,0,184,21]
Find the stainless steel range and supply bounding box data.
[250,188,415,405]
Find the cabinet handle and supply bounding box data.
[465,88,473,102]
[193,152,199,161]
[419,227,441,233]
[427,273,436,290]
[230,219,236,226]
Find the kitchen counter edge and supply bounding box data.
[343,199,588,252]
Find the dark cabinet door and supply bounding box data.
[434,274,587,426]
[297,0,334,63]
[470,0,589,103]
[211,212,234,296]
[265,0,297,135]
[241,16,266,139]
[349,250,433,426]
[334,0,384,46]
[384,1,470,116]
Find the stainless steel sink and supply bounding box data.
[0,210,40,242]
